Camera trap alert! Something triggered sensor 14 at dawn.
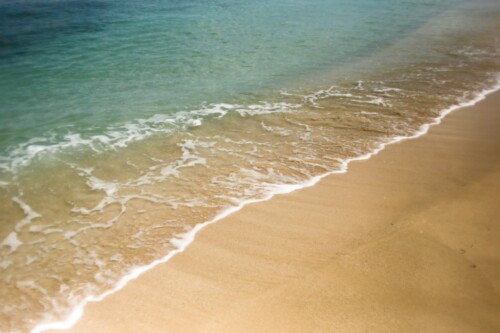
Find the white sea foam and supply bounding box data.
[260,122,293,136]
[31,80,500,333]
[302,85,355,107]
[360,111,379,116]
[12,197,41,232]
[373,87,402,93]
[0,101,300,175]
[365,95,392,107]
[1,232,23,253]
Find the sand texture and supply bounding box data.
[55,91,500,333]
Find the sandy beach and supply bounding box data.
[52,90,500,333]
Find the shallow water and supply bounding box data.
[0,0,499,331]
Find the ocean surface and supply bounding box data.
[0,0,499,331]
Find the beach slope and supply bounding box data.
[55,91,500,333]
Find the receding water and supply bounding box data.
[0,0,499,332]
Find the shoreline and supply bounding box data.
[35,83,500,333]
[1,1,498,331]
[45,88,500,331]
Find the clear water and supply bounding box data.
[0,0,465,160]
[0,0,499,332]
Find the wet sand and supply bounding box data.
[54,90,500,333]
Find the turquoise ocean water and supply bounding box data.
[0,0,499,331]
[0,0,473,159]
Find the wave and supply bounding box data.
[30,79,500,333]
[0,101,301,177]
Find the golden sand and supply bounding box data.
[55,91,500,333]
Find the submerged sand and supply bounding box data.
[53,91,500,332]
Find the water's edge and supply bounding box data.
[32,79,500,333]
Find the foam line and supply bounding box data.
[32,80,500,333]
[0,102,300,175]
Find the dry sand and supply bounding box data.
[55,91,500,333]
